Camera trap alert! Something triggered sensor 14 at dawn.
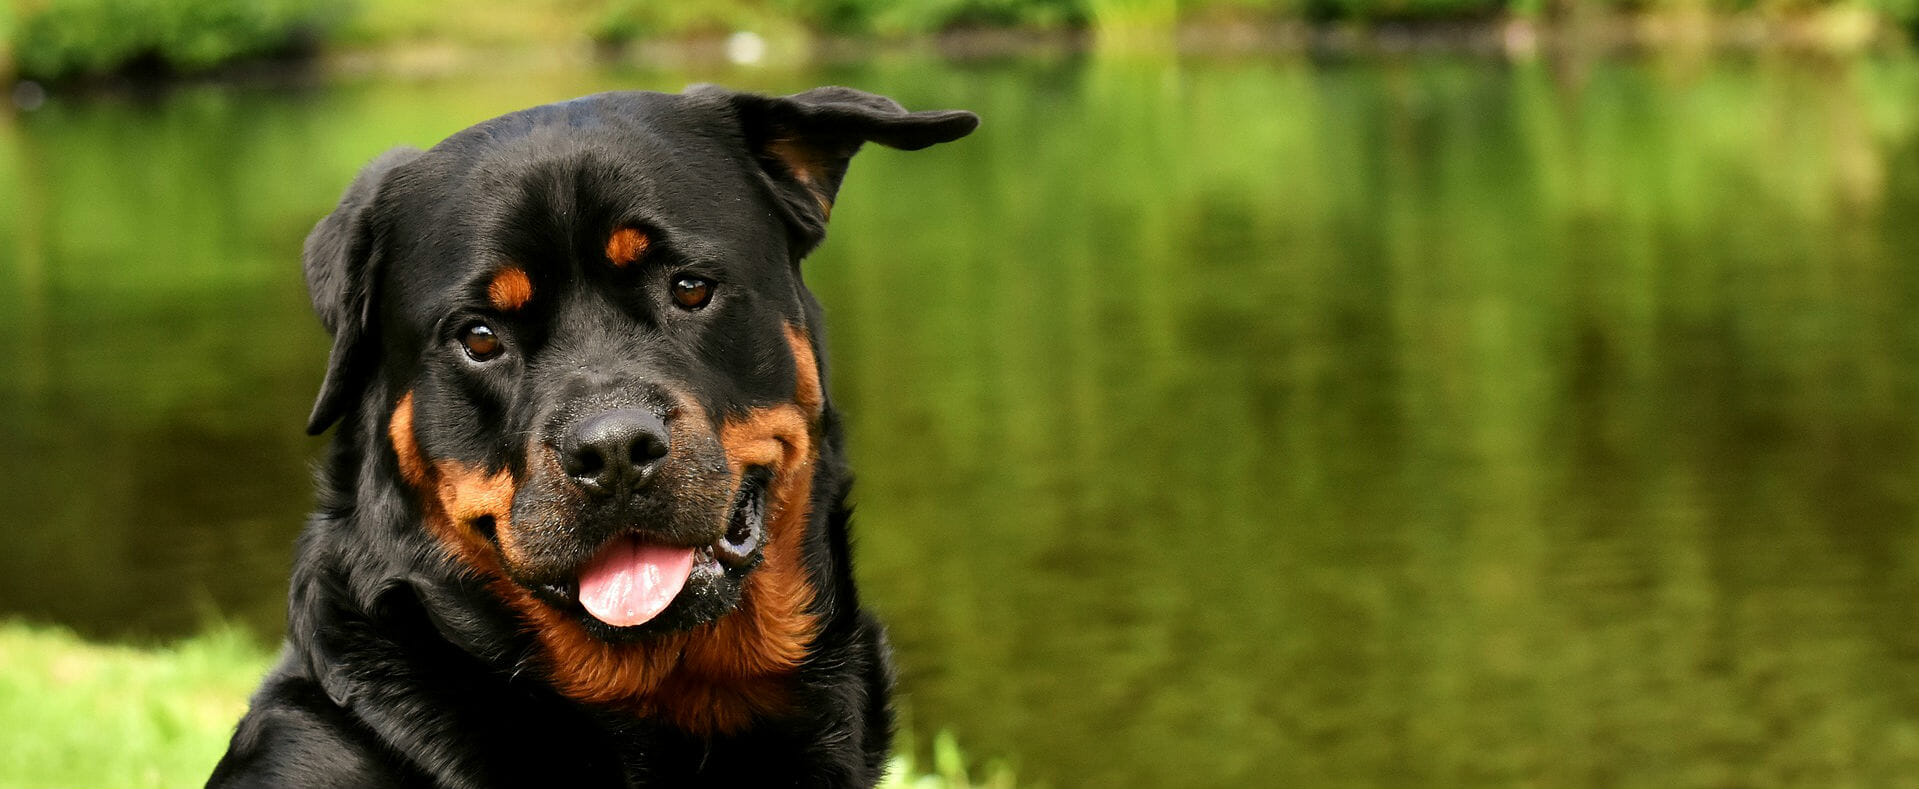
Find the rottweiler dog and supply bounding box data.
[206,86,977,788]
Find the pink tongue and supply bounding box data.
[577,538,696,628]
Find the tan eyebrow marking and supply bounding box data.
[487,267,533,312]
[605,227,651,267]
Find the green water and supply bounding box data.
[4,54,1918,788]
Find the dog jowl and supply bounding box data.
[207,86,976,788]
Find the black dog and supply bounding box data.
[207,86,976,788]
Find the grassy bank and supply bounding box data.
[0,622,1013,789]
[7,0,1918,81]
[0,622,267,788]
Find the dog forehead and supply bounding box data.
[375,92,789,299]
[439,92,763,228]
[436,90,733,162]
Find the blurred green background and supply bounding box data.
[4,2,1919,789]
[5,0,1919,80]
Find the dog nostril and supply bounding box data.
[630,435,667,467]
[569,447,605,480]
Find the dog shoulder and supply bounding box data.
[207,673,421,788]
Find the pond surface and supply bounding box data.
[4,52,1918,788]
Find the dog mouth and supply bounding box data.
[714,467,770,571]
[545,467,770,631]
[575,539,698,628]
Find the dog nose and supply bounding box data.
[562,409,670,495]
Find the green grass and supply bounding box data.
[9,0,1919,79]
[0,621,1013,789]
[0,622,270,789]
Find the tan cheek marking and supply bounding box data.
[605,227,650,267]
[389,392,430,489]
[388,392,518,573]
[651,325,825,730]
[786,324,823,415]
[487,267,533,312]
[434,461,515,551]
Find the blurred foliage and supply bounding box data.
[1311,0,1506,21]
[881,730,1021,789]
[593,0,1085,41]
[10,0,344,80]
[6,0,1918,79]
[587,0,1919,39]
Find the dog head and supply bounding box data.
[300,86,975,723]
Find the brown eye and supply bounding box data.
[670,275,714,310]
[459,322,503,361]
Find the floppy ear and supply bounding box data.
[708,85,979,255]
[305,146,422,436]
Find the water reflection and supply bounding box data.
[3,53,1916,788]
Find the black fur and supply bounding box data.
[208,86,977,789]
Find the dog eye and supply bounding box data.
[670,275,714,310]
[459,322,503,362]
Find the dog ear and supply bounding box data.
[305,146,422,436]
[707,85,979,255]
